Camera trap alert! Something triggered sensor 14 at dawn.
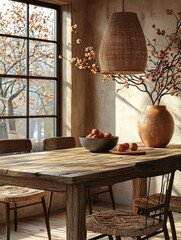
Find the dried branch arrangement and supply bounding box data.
[60,10,181,105]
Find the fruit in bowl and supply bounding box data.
[80,129,118,152]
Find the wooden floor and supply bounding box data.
[0,202,180,240]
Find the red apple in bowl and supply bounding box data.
[92,129,99,135]
[92,134,99,139]
[99,132,104,138]
[104,132,112,138]
[86,134,93,139]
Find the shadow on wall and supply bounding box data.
[116,93,142,115]
[172,110,181,132]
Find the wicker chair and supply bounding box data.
[0,139,51,240]
[43,136,115,216]
[134,165,181,240]
[86,155,180,240]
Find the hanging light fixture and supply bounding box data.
[99,0,147,75]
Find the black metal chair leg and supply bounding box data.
[168,211,177,240]
[48,192,53,218]
[6,203,10,240]
[87,189,93,215]
[14,203,17,231]
[163,223,170,240]
[109,186,115,210]
[41,197,51,240]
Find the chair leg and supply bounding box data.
[136,207,140,214]
[48,192,53,218]
[108,186,115,210]
[168,212,177,240]
[14,203,17,231]
[163,224,170,240]
[87,189,93,215]
[108,236,113,240]
[41,197,51,240]
[116,237,121,240]
[6,203,10,240]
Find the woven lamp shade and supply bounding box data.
[99,12,147,74]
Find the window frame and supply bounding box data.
[0,0,61,139]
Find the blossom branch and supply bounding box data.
[60,10,181,105]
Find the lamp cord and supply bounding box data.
[122,0,124,12]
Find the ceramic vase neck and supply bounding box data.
[146,105,166,110]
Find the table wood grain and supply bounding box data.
[0,144,180,240]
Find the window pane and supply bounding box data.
[0,78,26,116]
[0,37,26,75]
[30,117,56,141]
[0,0,26,36]
[0,118,26,140]
[29,79,55,116]
[29,41,55,77]
[29,5,56,40]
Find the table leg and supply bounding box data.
[132,178,147,213]
[66,183,86,240]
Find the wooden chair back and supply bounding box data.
[43,137,76,151]
[0,139,32,154]
[135,154,180,227]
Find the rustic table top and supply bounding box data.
[0,144,180,191]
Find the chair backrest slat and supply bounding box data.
[43,137,76,151]
[0,139,32,154]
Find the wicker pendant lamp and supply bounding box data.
[99,0,147,75]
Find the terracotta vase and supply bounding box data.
[137,105,174,147]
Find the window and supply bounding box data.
[0,0,61,150]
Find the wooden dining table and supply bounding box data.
[0,144,180,240]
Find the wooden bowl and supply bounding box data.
[79,136,119,153]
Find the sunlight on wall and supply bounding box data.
[62,5,72,136]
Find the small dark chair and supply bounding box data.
[0,139,51,240]
[134,162,181,240]
[86,155,180,240]
[43,136,115,216]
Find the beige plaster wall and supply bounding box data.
[85,0,181,206]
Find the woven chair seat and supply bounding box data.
[86,210,163,237]
[0,185,46,203]
[135,193,181,213]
